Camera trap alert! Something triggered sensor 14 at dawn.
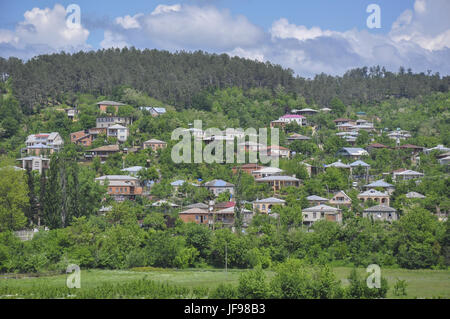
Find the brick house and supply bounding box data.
[143,139,167,151]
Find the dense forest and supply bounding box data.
[0,48,449,114]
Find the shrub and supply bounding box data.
[210,283,239,299]
[237,267,270,299]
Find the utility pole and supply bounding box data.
[225,242,228,273]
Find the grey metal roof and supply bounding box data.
[185,203,209,209]
[364,205,396,212]
[253,197,286,203]
[96,100,125,106]
[350,160,370,167]
[307,195,329,201]
[364,179,393,188]
[256,175,300,182]
[405,191,426,199]
[303,204,340,212]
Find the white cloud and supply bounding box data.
[227,47,265,62]
[390,0,450,51]
[115,14,143,29]
[270,18,334,41]
[151,4,181,16]
[100,30,129,49]
[104,4,264,51]
[0,4,90,58]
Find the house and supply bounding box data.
[203,179,235,197]
[325,159,350,169]
[336,147,369,159]
[182,128,204,140]
[320,107,332,112]
[251,166,284,178]
[302,204,342,226]
[96,116,132,128]
[25,132,64,154]
[405,191,426,199]
[121,166,145,176]
[171,180,198,192]
[26,143,53,156]
[209,204,253,229]
[287,133,311,143]
[96,101,125,113]
[424,144,450,154]
[363,205,398,222]
[85,144,120,161]
[237,141,264,152]
[270,114,307,128]
[366,143,389,152]
[291,108,318,116]
[255,175,300,192]
[397,144,424,153]
[143,139,167,151]
[336,123,356,132]
[232,163,263,175]
[328,191,352,209]
[71,130,96,147]
[263,145,291,158]
[307,195,329,206]
[349,160,370,179]
[388,130,411,144]
[16,156,50,174]
[139,106,166,117]
[358,189,390,206]
[65,108,79,121]
[95,175,143,201]
[107,124,129,142]
[179,208,209,224]
[364,179,395,194]
[333,118,356,126]
[354,119,375,132]
[393,169,424,181]
[438,155,450,165]
[253,197,286,214]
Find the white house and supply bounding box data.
[25,132,64,152]
[107,124,129,142]
[302,204,342,226]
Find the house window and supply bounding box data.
[195,216,199,220]
[262,204,266,210]
[313,213,316,219]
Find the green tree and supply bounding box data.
[0,160,29,231]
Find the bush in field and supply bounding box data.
[270,259,344,299]
[96,225,145,269]
[346,268,389,298]
[210,283,239,299]
[145,230,198,268]
[237,267,270,299]
[393,278,408,296]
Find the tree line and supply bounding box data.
[0,48,448,114]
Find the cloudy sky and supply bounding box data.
[0,0,449,77]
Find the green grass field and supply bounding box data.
[0,267,448,299]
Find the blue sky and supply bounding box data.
[0,0,448,77]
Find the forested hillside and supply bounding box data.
[0,48,448,114]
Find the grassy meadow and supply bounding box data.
[0,267,448,299]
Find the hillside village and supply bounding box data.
[15,96,449,233]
